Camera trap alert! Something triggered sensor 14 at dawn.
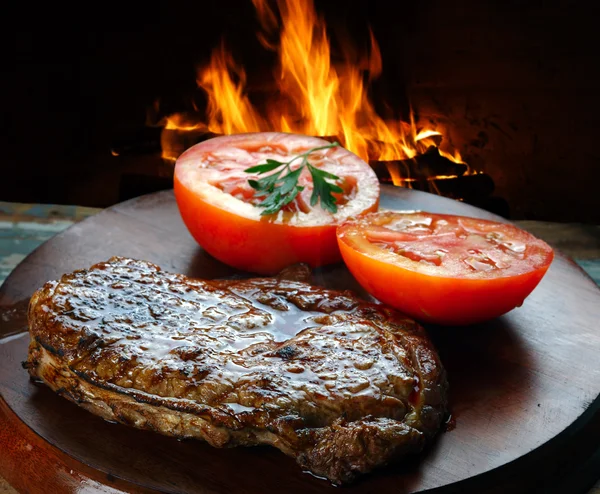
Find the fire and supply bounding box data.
[196,41,265,135]
[159,0,467,184]
[160,113,209,164]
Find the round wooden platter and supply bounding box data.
[1,186,600,494]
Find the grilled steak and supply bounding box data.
[26,256,448,484]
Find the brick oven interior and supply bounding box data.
[2,0,599,222]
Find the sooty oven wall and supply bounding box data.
[2,0,599,222]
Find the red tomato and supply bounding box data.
[174,132,379,274]
[337,211,554,325]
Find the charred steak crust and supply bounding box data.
[26,256,448,484]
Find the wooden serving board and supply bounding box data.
[1,186,599,494]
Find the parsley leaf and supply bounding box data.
[245,159,284,174]
[308,164,343,214]
[244,142,342,216]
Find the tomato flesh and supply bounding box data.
[174,132,379,274]
[337,211,554,325]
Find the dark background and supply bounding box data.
[2,0,598,222]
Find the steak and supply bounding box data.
[25,256,448,484]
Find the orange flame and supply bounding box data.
[276,0,339,136]
[160,113,209,163]
[159,0,467,184]
[196,41,265,135]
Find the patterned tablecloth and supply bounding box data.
[1,201,599,494]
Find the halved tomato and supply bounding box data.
[174,132,379,274]
[337,211,554,325]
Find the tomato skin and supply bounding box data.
[337,212,554,326]
[173,133,379,274]
[175,174,354,273]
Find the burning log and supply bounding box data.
[428,173,494,198]
[372,168,494,199]
[111,126,217,163]
[160,127,219,164]
[377,171,505,216]
[370,146,468,182]
[371,146,498,209]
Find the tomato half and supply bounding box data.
[337,211,554,325]
[174,132,379,274]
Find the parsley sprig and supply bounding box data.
[244,142,343,215]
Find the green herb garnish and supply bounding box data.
[244,142,342,215]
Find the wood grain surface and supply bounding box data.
[0,186,599,493]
